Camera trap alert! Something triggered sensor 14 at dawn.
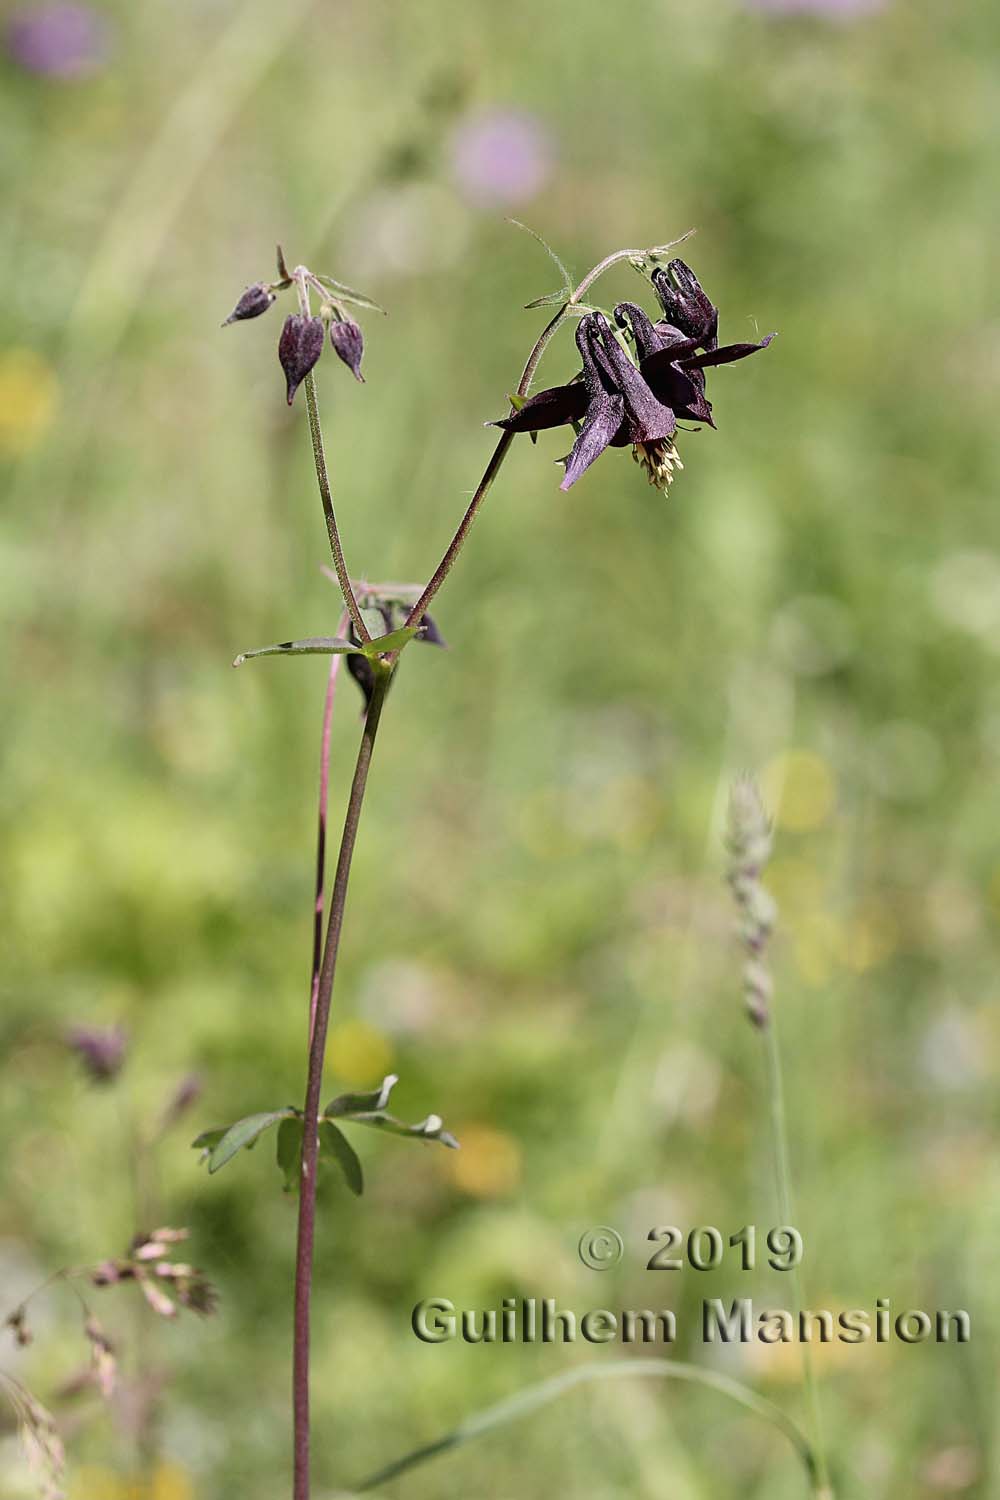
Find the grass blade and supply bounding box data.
[353,1359,817,1491]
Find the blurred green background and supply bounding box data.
[1,0,997,1496]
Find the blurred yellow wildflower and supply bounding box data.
[762,750,836,832]
[71,1461,193,1500]
[447,1123,522,1198]
[328,1019,393,1085]
[0,349,58,456]
[842,908,898,971]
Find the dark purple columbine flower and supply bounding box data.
[67,1024,128,1084]
[222,283,275,326]
[6,3,110,80]
[278,314,325,405]
[491,268,774,492]
[329,318,364,382]
[491,312,682,491]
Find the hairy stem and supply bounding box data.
[307,636,346,1047]
[303,370,370,643]
[762,1015,834,1499]
[292,668,390,1500]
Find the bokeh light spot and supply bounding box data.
[762,750,836,832]
[327,1020,393,1087]
[447,1123,522,1198]
[0,348,59,456]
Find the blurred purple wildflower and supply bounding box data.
[5,4,110,79]
[450,107,554,209]
[746,0,884,15]
[67,1023,127,1084]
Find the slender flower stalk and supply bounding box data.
[727,779,834,1500]
[302,369,370,644]
[307,632,347,1048]
[281,261,371,642]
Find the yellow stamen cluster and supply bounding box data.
[632,437,683,491]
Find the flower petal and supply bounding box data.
[651,261,719,350]
[613,301,669,361]
[490,381,588,433]
[594,325,676,443]
[558,392,625,490]
[651,321,700,357]
[684,333,776,369]
[641,357,714,426]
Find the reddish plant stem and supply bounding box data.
[308,626,347,1048]
[293,668,390,1500]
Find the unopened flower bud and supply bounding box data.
[222,283,275,326]
[329,317,365,382]
[278,314,325,405]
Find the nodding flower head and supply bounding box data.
[222,252,380,404]
[222,283,276,326]
[489,310,679,492]
[328,317,365,382]
[490,264,774,495]
[278,315,326,406]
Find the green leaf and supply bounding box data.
[313,273,386,315]
[352,1359,816,1494]
[325,1074,399,1118]
[323,1074,459,1151]
[276,1117,304,1194]
[361,626,418,658]
[506,219,572,297]
[524,289,569,310]
[191,1128,227,1160]
[359,604,388,641]
[204,1110,297,1174]
[319,1121,364,1196]
[233,637,362,667]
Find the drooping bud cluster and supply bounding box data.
[222,245,382,404]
